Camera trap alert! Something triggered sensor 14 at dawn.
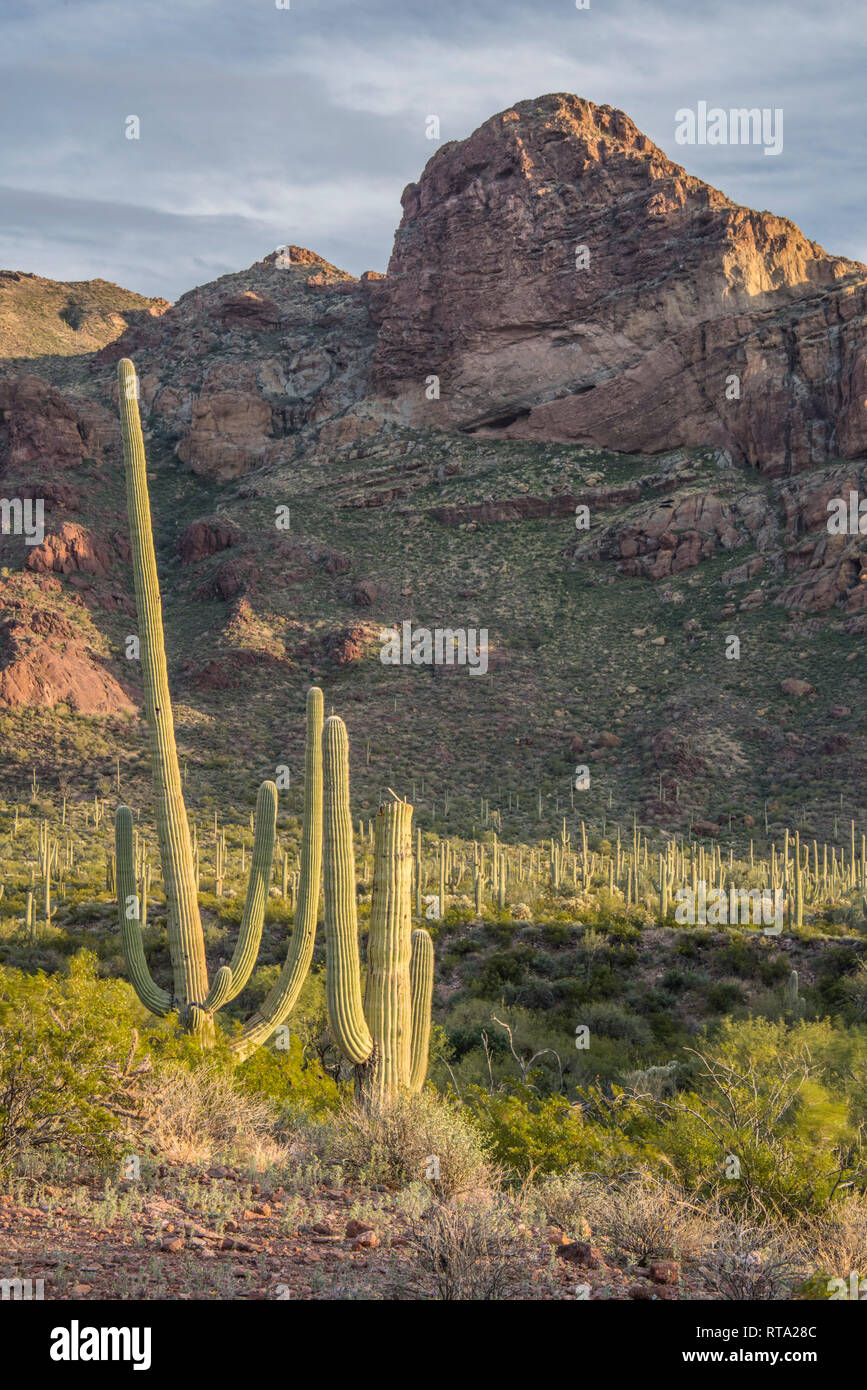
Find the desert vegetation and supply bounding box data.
[1,367,866,1302]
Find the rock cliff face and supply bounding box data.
[370,93,867,476]
[90,247,382,482]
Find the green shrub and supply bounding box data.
[465,1081,645,1179]
[581,1001,651,1046]
[705,980,746,1012]
[310,1089,492,1197]
[0,954,135,1173]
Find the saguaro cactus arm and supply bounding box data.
[322,715,374,1066]
[115,806,172,1017]
[203,779,278,1012]
[408,927,434,1093]
[231,687,324,1059]
[118,358,209,1026]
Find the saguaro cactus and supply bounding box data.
[115,357,322,1051]
[322,715,434,1097]
[785,969,806,1018]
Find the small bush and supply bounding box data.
[600,1171,712,1264]
[705,979,746,1012]
[699,1222,798,1300]
[137,1062,281,1165]
[404,1197,524,1300]
[314,1089,493,1197]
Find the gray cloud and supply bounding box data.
[0,0,864,299]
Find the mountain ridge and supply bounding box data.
[0,93,864,839]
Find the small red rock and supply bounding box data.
[556,1241,603,1269]
[650,1260,678,1285]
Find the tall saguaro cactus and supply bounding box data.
[115,357,322,1051]
[322,714,434,1097]
[118,358,209,1033]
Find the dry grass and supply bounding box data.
[698,1220,800,1300]
[799,1195,867,1283]
[596,1170,716,1264]
[402,1197,526,1300]
[136,1063,284,1167]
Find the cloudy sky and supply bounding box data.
[1,0,864,301]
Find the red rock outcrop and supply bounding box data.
[177,518,240,564]
[370,93,867,476]
[92,246,380,481]
[0,604,134,714]
[213,292,280,331]
[175,389,274,481]
[0,376,85,469]
[25,522,115,577]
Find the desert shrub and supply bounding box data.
[234,1033,341,1118]
[549,977,586,1009]
[0,954,138,1173]
[470,949,529,997]
[797,1196,867,1291]
[698,1221,798,1299]
[599,1171,713,1264]
[717,939,761,978]
[621,1059,681,1099]
[757,955,790,987]
[838,958,867,1024]
[403,1197,524,1300]
[648,1020,867,1217]
[543,924,570,948]
[580,1001,651,1046]
[466,1082,644,1180]
[313,1089,492,1197]
[137,1062,281,1164]
[530,1170,607,1236]
[705,979,746,1012]
[815,946,862,1013]
[661,967,691,993]
[516,980,556,1010]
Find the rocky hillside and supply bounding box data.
[0,95,864,842]
[0,270,168,361]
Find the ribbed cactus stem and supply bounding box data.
[364,798,414,1096]
[322,715,374,1066]
[204,779,277,1012]
[118,359,209,1034]
[232,687,324,1059]
[787,969,806,1016]
[409,928,434,1093]
[115,805,172,1016]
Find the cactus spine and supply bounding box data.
[115,358,321,1053]
[322,715,434,1097]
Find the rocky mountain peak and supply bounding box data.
[371,93,866,476]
